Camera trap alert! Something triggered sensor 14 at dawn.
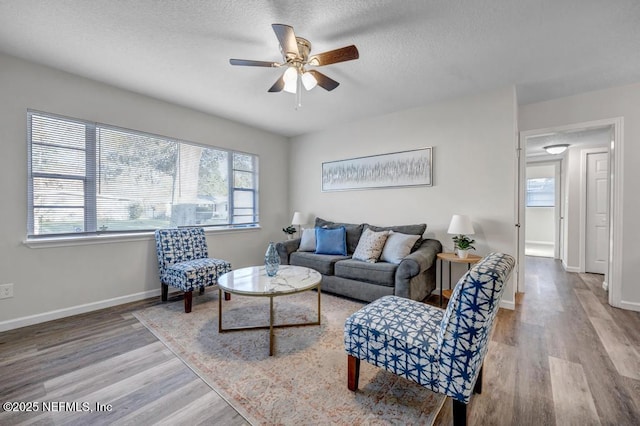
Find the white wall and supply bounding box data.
[520,82,640,311]
[0,53,290,329]
[290,86,518,308]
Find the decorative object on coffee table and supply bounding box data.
[264,242,280,277]
[447,214,476,258]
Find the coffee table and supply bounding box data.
[217,265,322,356]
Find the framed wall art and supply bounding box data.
[321,147,432,192]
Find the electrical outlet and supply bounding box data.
[0,283,14,299]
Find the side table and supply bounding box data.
[437,252,482,307]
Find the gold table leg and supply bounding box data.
[218,283,322,356]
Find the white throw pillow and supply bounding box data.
[380,231,421,264]
[352,228,390,263]
[298,227,317,251]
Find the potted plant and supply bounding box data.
[452,235,476,259]
[282,225,297,240]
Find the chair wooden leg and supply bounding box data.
[184,291,193,313]
[474,364,483,394]
[224,291,231,301]
[452,399,467,426]
[161,284,168,302]
[347,355,360,391]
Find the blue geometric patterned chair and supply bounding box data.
[154,227,232,313]
[344,252,515,426]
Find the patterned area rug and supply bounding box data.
[134,290,446,425]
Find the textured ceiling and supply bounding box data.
[1,0,639,137]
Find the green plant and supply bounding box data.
[282,225,296,235]
[452,235,476,250]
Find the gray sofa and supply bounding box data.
[276,218,442,302]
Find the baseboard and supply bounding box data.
[619,300,640,313]
[0,288,166,332]
[602,281,609,291]
[562,259,581,273]
[500,299,515,310]
[525,240,554,246]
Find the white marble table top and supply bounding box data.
[218,265,321,296]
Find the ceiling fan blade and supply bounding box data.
[230,59,279,67]
[307,70,340,91]
[307,45,359,66]
[268,75,285,92]
[272,24,300,59]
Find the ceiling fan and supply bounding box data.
[230,24,359,97]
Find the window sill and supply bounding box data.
[23,226,261,249]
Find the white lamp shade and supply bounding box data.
[283,67,298,94]
[447,214,475,235]
[291,211,304,225]
[301,72,317,90]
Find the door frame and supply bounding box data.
[517,117,624,308]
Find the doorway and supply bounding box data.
[517,118,623,308]
[524,161,561,259]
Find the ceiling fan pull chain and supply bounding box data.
[295,74,302,110]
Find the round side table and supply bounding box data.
[437,252,482,307]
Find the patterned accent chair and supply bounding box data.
[154,227,232,313]
[344,252,515,426]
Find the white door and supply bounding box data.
[585,152,609,274]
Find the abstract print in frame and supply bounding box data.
[322,148,432,192]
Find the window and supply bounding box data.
[27,110,259,237]
[526,177,555,207]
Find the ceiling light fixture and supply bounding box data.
[229,24,359,109]
[544,144,569,155]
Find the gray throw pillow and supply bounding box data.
[380,231,421,264]
[298,228,316,251]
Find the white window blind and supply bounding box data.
[27,110,259,237]
[526,177,555,207]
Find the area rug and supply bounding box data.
[134,290,446,425]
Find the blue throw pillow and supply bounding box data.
[315,226,347,255]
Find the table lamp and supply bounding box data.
[447,214,475,258]
[291,211,304,235]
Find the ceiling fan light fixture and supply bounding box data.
[301,71,317,90]
[544,144,570,155]
[283,66,298,93]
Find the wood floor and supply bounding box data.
[1,256,639,425]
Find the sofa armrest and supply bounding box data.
[395,239,443,300]
[275,238,301,265]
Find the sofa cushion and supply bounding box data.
[366,223,426,251]
[334,259,398,287]
[290,251,350,276]
[315,226,347,255]
[380,231,421,264]
[315,217,364,254]
[352,228,390,263]
[298,227,316,251]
